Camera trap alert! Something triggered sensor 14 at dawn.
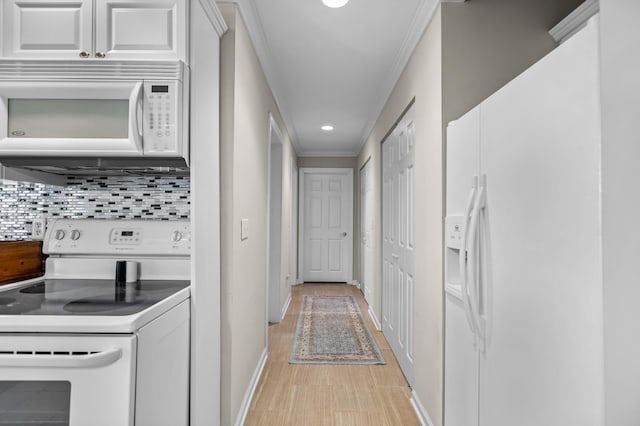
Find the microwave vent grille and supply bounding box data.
[0,157,189,176]
[0,60,184,81]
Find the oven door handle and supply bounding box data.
[0,348,122,369]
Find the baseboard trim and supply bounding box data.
[280,292,292,321]
[410,390,434,426]
[350,280,361,289]
[368,306,382,331]
[234,347,268,426]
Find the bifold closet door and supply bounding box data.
[382,105,415,384]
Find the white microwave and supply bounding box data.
[0,78,188,174]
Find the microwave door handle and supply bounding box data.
[0,348,122,369]
[130,82,144,153]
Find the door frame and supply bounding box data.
[266,113,285,324]
[359,156,373,303]
[290,158,300,284]
[298,167,354,283]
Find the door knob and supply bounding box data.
[342,232,347,237]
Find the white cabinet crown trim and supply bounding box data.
[199,0,228,37]
[549,0,599,43]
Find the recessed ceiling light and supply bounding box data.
[322,0,349,8]
[321,125,334,131]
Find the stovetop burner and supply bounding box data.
[64,297,145,314]
[0,279,189,317]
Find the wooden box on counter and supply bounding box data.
[0,241,44,285]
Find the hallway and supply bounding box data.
[245,284,420,425]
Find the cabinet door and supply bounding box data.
[95,0,186,61]
[2,0,93,59]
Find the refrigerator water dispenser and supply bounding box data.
[445,216,464,292]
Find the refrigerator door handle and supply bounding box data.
[477,175,488,348]
[468,176,487,344]
[459,176,479,336]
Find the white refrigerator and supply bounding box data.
[444,17,604,426]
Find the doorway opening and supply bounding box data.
[267,114,287,324]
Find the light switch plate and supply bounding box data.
[241,219,249,241]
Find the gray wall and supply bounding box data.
[297,156,357,169]
[357,7,444,422]
[219,4,296,424]
[442,0,585,126]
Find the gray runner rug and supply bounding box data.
[290,295,385,364]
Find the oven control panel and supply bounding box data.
[44,219,190,255]
[110,228,142,245]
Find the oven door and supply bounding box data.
[0,81,143,156]
[0,334,136,426]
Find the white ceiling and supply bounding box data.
[222,0,442,157]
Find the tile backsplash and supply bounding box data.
[0,176,190,240]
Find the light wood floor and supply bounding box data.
[244,283,421,426]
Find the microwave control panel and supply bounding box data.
[143,81,181,155]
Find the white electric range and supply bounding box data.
[0,219,191,426]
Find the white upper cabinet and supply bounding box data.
[95,0,186,60]
[2,0,186,61]
[2,0,93,59]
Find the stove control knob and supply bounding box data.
[171,231,183,242]
[71,230,81,241]
[54,230,66,240]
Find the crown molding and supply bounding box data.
[549,0,599,44]
[200,0,228,37]
[216,0,302,156]
[356,0,440,152]
[297,150,358,158]
[218,0,440,158]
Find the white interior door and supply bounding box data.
[382,104,415,384]
[299,168,353,283]
[360,159,374,303]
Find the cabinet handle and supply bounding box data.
[95,52,106,59]
[79,51,90,58]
